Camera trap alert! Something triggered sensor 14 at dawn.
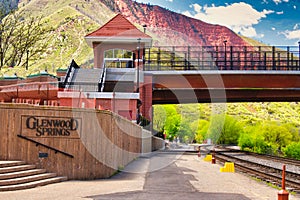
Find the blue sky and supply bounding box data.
[135,0,300,46]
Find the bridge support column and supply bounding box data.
[140,74,153,121]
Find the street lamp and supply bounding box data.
[143,25,147,34]
[223,40,227,68]
[137,38,141,93]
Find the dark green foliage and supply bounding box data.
[282,142,300,160]
[215,115,242,145]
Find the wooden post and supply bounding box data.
[278,164,289,200]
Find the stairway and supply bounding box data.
[103,68,135,92]
[70,68,103,92]
[0,161,67,191]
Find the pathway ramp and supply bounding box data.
[90,151,297,200]
[1,151,299,200]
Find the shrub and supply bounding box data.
[282,142,300,160]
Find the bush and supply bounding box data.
[238,133,253,150]
[282,142,300,160]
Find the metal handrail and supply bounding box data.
[100,67,107,92]
[144,45,300,71]
[17,134,74,158]
[62,60,79,89]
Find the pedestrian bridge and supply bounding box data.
[1,45,300,120]
[150,70,300,104]
[140,45,300,104]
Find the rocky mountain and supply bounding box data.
[0,0,18,15]
[1,0,251,76]
[101,0,250,47]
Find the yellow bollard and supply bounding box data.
[220,162,235,172]
[203,154,212,162]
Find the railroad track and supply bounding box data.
[215,147,300,167]
[214,151,300,192]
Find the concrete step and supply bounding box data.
[72,69,103,83]
[0,160,67,191]
[0,176,68,191]
[0,173,57,186]
[0,168,46,180]
[0,165,36,174]
[0,161,26,168]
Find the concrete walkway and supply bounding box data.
[0,152,299,200]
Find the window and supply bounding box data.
[104,49,134,68]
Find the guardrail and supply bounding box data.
[143,45,300,71]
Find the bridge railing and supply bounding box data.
[143,46,300,71]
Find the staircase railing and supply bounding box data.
[99,66,107,92]
[17,134,74,158]
[60,59,79,90]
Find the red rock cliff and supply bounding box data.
[100,0,250,47]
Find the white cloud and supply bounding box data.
[273,0,289,5]
[273,0,280,4]
[282,29,300,40]
[293,24,299,30]
[276,11,284,14]
[182,2,274,37]
[193,4,202,13]
[294,5,297,9]
[166,0,173,2]
[272,27,276,30]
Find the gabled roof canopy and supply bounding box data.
[85,14,152,47]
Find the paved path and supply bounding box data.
[0,152,299,200]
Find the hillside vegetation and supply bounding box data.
[1,0,116,77]
[1,0,253,77]
[154,102,300,159]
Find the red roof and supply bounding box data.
[86,14,151,39]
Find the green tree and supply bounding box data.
[261,121,293,151]
[153,105,167,133]
[177,119,194,143]
[192,119,209,143]
[238,124,268,153]
[0,9,52,69]
[217,115,242,145]
[282,142,300,160]
[163,105,181,141]
[207,114,225,144]
[153,105,181,141]
[282,123,299,142]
